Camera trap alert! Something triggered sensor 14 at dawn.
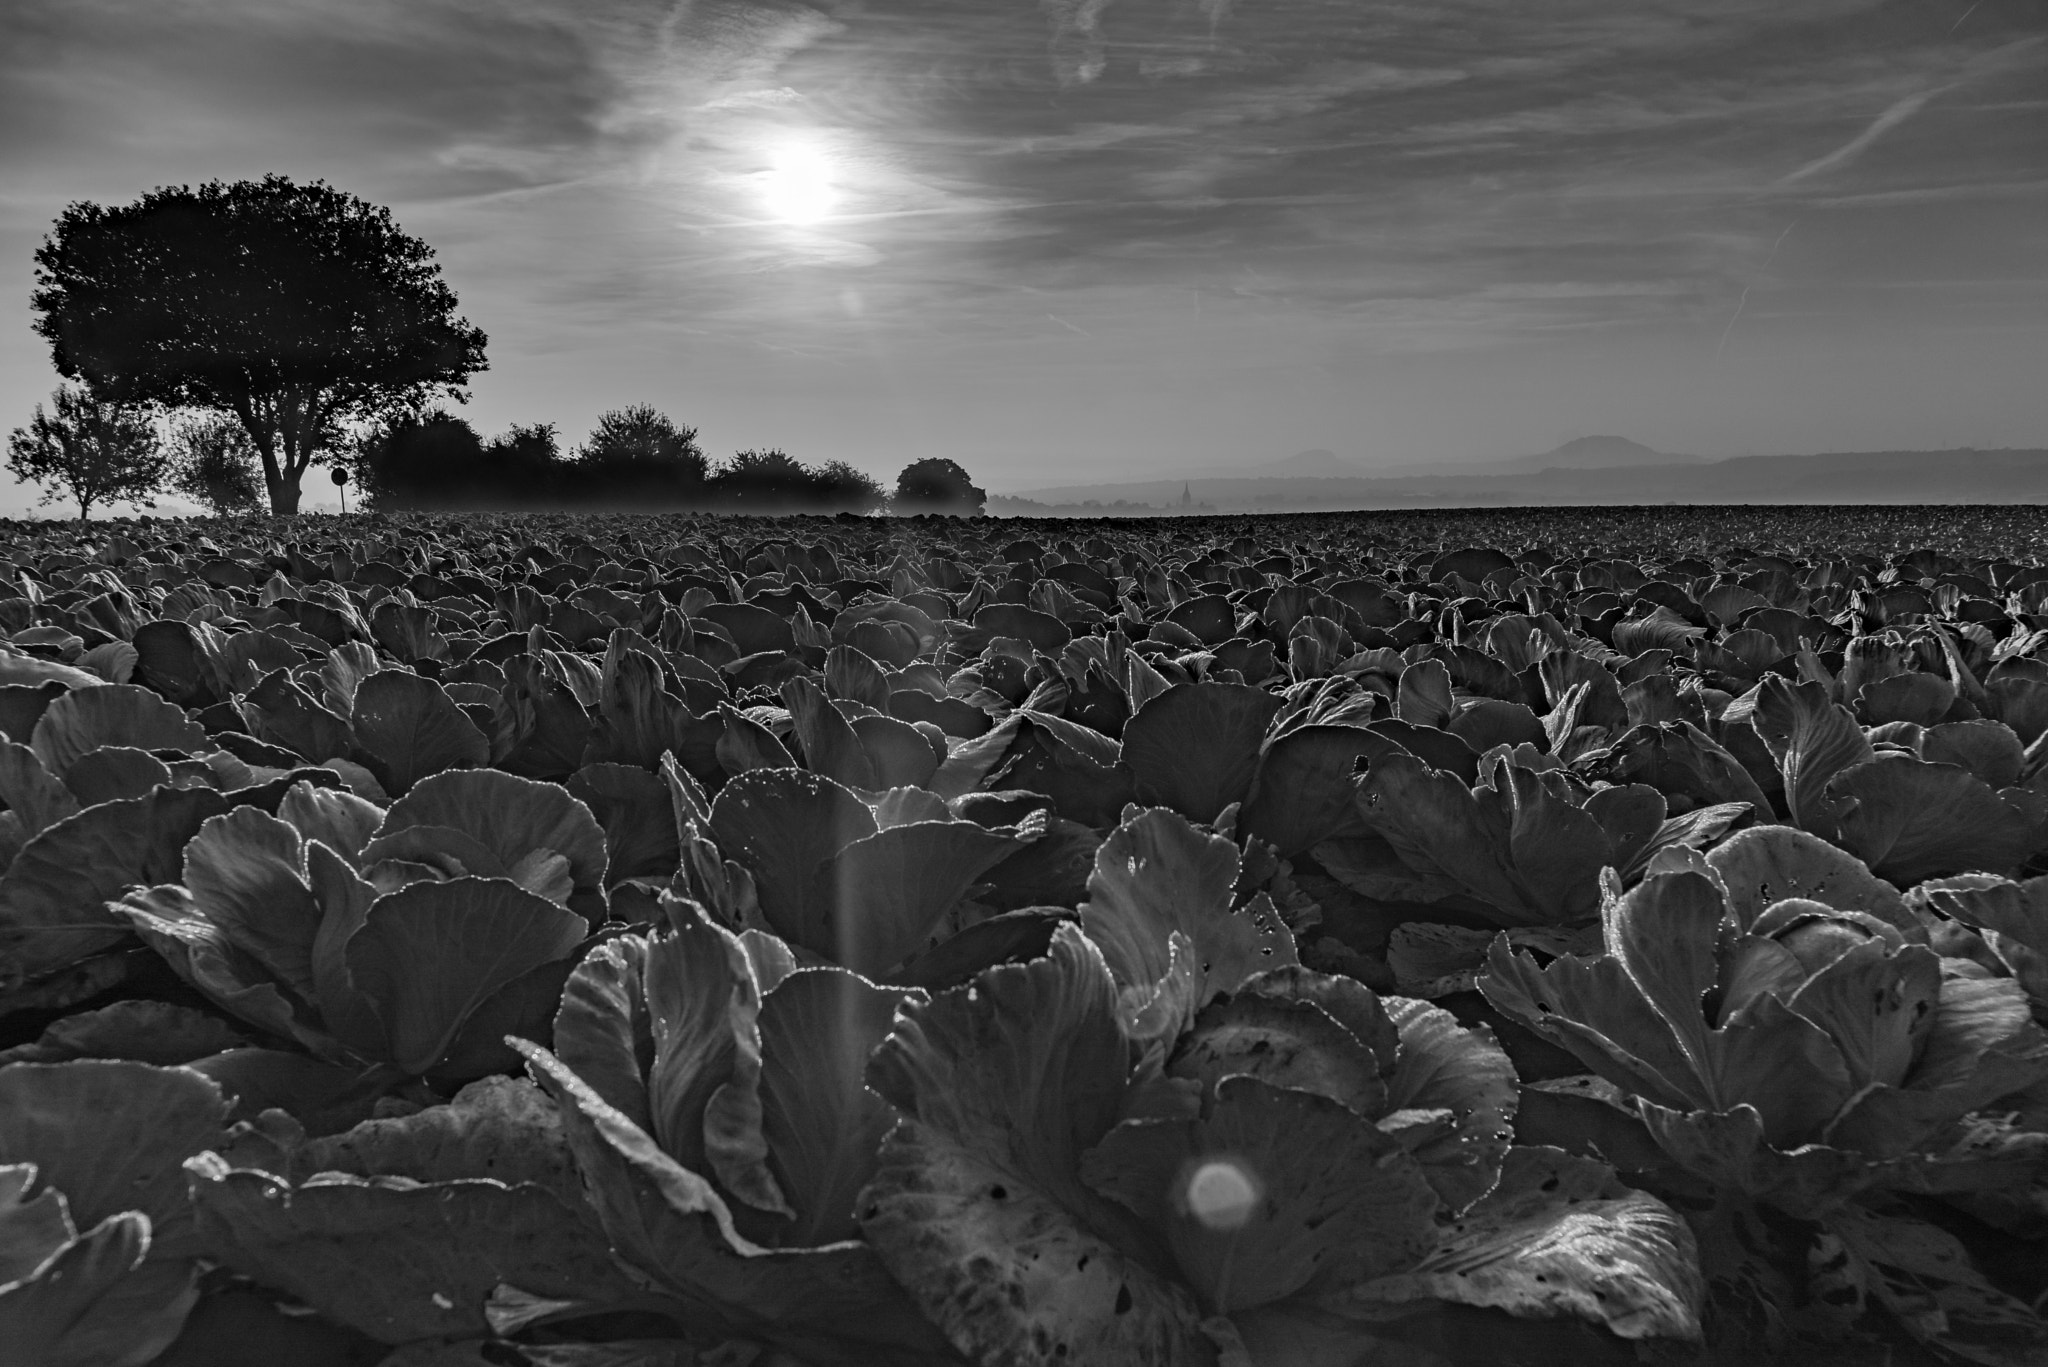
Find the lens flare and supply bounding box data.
[1183,1159,1259,1231]
[760,140,837,225]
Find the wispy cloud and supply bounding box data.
[1780,87,1949,185]
[1797,178,2048,207]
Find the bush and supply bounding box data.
[355,410,496,510]
[812,459,887,513]
[706,449,884,512]
[481,422,566,496]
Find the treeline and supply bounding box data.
[6,384,987,519]
[350,405,920,514]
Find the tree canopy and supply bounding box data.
[346,405,887,514]
[31,174,487,515]
[353,410,492,509]
[894,457,986,515]
[4,383,169,520]
[705,448,884,512]
[576,404,707,478]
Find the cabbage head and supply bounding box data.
[516,897,961,1367]
[1483,829,2048,1364]
[857,921,1704,1366]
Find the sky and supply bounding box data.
[1,0,2045,513]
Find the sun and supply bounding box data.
[759,139,838,225]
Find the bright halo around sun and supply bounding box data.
[760,138,838,226]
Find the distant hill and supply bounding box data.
[1180,435,1700,485]
[1553,435,1668,465]
[1004,447,2048,514]
[1482,435,1706,473]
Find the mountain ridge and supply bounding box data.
[997,446,2048,513]
[1474,435,1706,474]
[1172,435,1706,486]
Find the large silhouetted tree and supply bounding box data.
[5,383,169,520]
[893,457,985,514]
[31,174,487,515]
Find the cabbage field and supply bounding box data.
[2,504,2047,1367]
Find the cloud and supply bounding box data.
[1042,0,1113,87]
[1796,178,2048,207]
[0,0,625,208]
[1779,87,1948,185]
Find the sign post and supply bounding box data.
[331,466,351,515]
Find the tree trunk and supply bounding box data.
[267,476,301,515]
[232,385,337,515]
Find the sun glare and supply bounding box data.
[760,140,838,225]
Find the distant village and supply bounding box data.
[988,481,1218,517]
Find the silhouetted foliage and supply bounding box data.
[812,459,888,513]
[351,404,881,514]
[31,173,487,514]
[167,413,264,515]
[483,422,566,491]
[355,409,488,509]
[575,405,706,475]
[719,446,808,490]
[699,449,883,512]
[489,422,562,467]
[893,457,985,515]
[5,383,168,520]
[693,447,866,512]
[564,405,709,505]
[354,413,582,510]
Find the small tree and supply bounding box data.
[478,422,567,504]
[31,174,487,514]
[576,405,707,479]
[814,459,885,513]
[714,447,810,507]
[167,412,263,515]
[570,405,708,508]
[486,422,561,468]
[893,457,985,515]
[5,383,169,519]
